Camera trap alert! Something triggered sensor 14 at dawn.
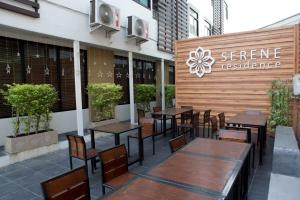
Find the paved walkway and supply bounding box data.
[0,130,274,200]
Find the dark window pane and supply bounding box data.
[0,37,23,118]
[114,56,129,104]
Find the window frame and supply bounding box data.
[189,7,199,37]
[133,0,151,9]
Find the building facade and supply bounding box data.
[0,0,227,146]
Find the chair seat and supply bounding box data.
[218,130,247,143]
[86,148,100,159]
[104,172,135,189]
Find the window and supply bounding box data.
[204,20,212,36]
[189,8,199,37]
[0,36,88,118]
[169,65,175,84]
[114,56,156,104]
[133,0,151,9]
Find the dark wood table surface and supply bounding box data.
[89,122,143,165]
[153,107,193,136]
[227,110,267,165]
[104,138,251,200]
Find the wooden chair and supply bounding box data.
[127,117,157,156]
[210,115,218,139]
[41,166,90,200]
[137,109,146,124]
[66,135,99,174]
[177,111,199,139]
[199,109,211,138]
[218,112,225,129]
[169,135,187,153]
[99,144,135,195]
[151,106,172,134]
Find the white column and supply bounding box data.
[73,40,84,136]
[128,52,135,124]
[161,58,166,110]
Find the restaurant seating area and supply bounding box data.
[0,108,275,200]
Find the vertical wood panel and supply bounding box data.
[175,25,299,119]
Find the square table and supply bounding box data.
[153,107,193,137]
[226,110,267,165]
[89,122,143,165]
[105,138,251,199]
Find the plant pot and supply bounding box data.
[5,130,58,154]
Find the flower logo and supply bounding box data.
[186,47,215,78]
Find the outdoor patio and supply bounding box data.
[0,128,274,200]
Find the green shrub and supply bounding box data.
[1,84,58,136]
[165,84,175,108]
[87,83,122,121]
[134,84,156,112]
[268,80,292,133]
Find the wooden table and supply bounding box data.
[227,110,267,165]
[105,138,251,200]
[89,122,143,165]
[154,107,193,137]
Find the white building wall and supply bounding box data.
[0,0,172,60]
[0,0,173,145]
[187,0,214,37]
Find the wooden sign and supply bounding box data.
[175,24,300,117]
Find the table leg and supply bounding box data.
[163,115,167,136]
[115,134,120,146]
[172,116,176,138]
[138,127,143,165]
[263,122,267,148]
[259,126,263,165]
[90,129,95,149]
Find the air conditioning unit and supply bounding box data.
[293,74,300,95]
[128,16,149,44]
[89,0,120,33]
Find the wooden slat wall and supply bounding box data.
[175,25,300,119]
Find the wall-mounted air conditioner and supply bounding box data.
[89,0,120,34]
[128,16,149,44]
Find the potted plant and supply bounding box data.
[165,84,175,108]
[268,80,292,134]
[1,84,58,154]
[134,84,156,112]
[87,83,122,124]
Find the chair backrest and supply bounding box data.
[181,109,193,124]
[218,112,225,129]
[192,111,200,127]
[66,135,87,160]
[99,144,128,184]
[137,109,145,124]
[203,109,211,123]
[225,125,252,143]
[169,135,187,153]
[140,118,155,137]
[210,116,218,134]
[153,106,162,113]
[41,166,90,200]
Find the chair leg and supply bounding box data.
[102,185,106,195]
[127,136,131,157]
[152,136,155,155]
[203,124,205,138]
[69,156,73,170]
[91,159,94,174]
[85,159,88,173]
[252,145,255,169]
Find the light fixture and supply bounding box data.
[5,37,11,75]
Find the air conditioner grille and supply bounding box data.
[99,3,113,25]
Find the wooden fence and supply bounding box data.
[175,24,300,135]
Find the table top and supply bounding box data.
[91,122,141,134]
[154,107,192,116]
[105,138,251,199]
[105,177,214,200]
[227,110,267,127]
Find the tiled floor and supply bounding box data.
[0,130,274,200]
